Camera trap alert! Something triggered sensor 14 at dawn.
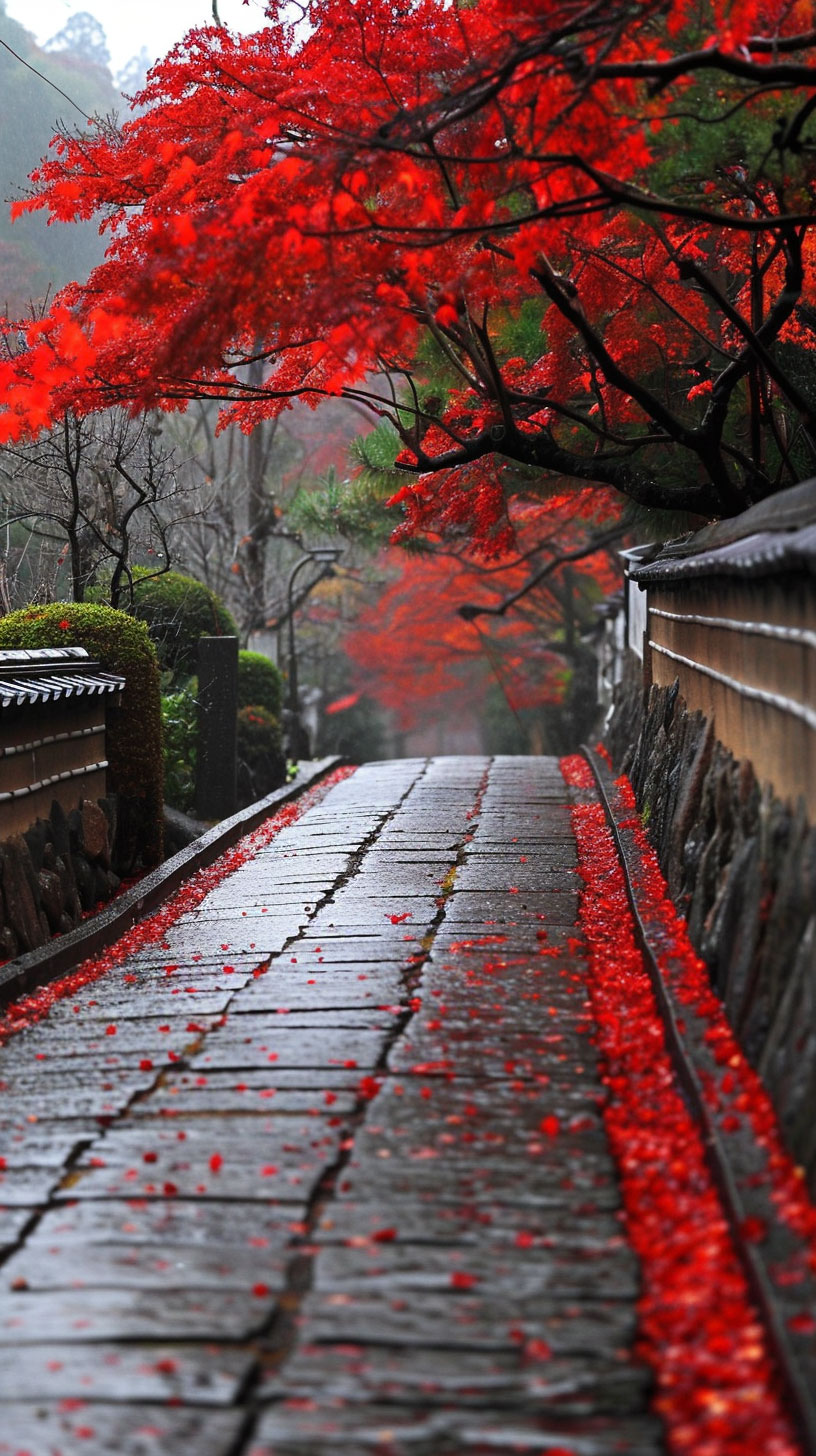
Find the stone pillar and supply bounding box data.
[196,636,238,821]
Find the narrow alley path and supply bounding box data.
[0,757,806,1455]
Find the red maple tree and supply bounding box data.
[1,0,815,540]
[340,487,621,736]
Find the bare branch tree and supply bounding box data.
[0,409,199,609]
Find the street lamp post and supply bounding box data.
[285,546,342,760]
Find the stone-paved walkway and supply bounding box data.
[0,758,664,1456]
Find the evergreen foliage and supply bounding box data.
[126,567,237,681]
[237,650,283,717]
[160,687,197,814]
[236,704,286,808]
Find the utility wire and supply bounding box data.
[0,38,89,121]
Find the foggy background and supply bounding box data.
[3,0,265,71]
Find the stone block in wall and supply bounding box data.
[49,801,71,862]
[687,827,725,951]
[79,799,110,865]
[0,791,127,966]
[0,873,9,943]
[670,715,714,908]
[0,835,48,953]
[641,722,670,847]
[743,805,816,1061]
[685,744,741,949]
[37,867,64,933]
[70,852,98,913]
[67,807,82,853]
[705,835,762,1034]
[758,917,816,1180]
[23,818,49,874]
[93,864,119,904]
[100,797,118,866]
[0,882,18,961]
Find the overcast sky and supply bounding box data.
[4,0,269,73]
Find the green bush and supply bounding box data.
[238,650,283,717]
[237,704,286,809]
[161,687,198,814]
[0,603,163,867]
[124,568,237,681]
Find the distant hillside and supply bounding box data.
[0,3,121,316]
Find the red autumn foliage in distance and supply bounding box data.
[342,489,621,729]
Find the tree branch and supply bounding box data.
[457,523,627,621]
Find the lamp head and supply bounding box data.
[309,546,343,564]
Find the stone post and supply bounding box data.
[196,636,238,821]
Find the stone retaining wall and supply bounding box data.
[607,665,816,1190]
[0,796,121,961]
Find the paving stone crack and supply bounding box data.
[247,761,492,1407]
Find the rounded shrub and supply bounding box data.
[0,603,163,867]
[125,568,237,680]
[238,651,283,717]
[236,704,286,809]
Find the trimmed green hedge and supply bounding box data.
[126,568,238,680]
[237,704,286,809]
[0,603,163,866]
[238,651,283,717]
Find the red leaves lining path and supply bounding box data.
[0,768,354,1046]
[560,754,803,1456]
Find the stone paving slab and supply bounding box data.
[118,950,273,973]
[1,1069,153,1107]
[307,1239,638,1300]
[290,934,425,957]
[0,757,664,1456]
[189,1023,386,1069]
[0,1170,63,1207]
[0,1342,253,1404]
[250,1405,662,1456]
[261,1341,651,1415]
[62,1115,344,1201]
[331,1152,621,1209]
[127,1070,363,1116]
[125,1073,360,1117]
[225,1007,398,1027]
[0,1285,273,1342]
[5,1236,289,1292]
[0,1404,244,1456]
[0,1019,220,1062]
[146,921,299,956]
[0,1206,36,1253]
[19,1196,303,1247]
[281,1286,641,1352]
[0,1127,87,1168]
[231,990,406,1018]
[314,1197,626,1244]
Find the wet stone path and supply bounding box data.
[0,758,664,1456]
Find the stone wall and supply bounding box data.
[0,797,121,961]
[607,667,816,1189]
